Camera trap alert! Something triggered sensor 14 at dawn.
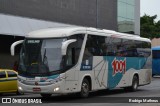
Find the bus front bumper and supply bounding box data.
[18,80,65,94]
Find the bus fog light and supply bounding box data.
[54,87,59,92]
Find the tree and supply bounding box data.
[141,14,160,39]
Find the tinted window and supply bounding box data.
[0,71,6,78]
[84,35,151,57]
[105,37,123,56]
[135,41,151,57]
[83,35,106,58]
[121,39,139,57]
[7,71,17,77]
[105,37,151,57]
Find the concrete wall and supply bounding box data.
[0,0,117,30]
[0,0,118,69]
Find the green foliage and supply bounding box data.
[141,14,160,39]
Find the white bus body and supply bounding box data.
[11,27,152,97]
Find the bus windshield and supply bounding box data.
[18,38,66,76]
[152,50,160,59]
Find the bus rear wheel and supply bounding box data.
[80,78,90,98]
[124,75,139,92]
[40,93,52,97]
[131,75,139,91]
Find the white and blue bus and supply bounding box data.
[11,27,152,97]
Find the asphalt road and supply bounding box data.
[1,77,160,106]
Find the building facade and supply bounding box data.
[118,0,140,35]
[0,0,140,68]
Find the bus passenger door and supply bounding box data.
[64,34,85,92]
[65,47,79,92]
[65,48,76,80]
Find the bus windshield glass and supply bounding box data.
[18,38,66,76]
[152,50,160,59]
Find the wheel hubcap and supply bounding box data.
[82,82,89,94]
[134,81,138,89]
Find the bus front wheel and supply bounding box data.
[80,78,90,98]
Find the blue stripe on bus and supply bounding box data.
[47,74,59,79]
[103,56,147,89]
[19,74,59,79]
[18,74,60,82]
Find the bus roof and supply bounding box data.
[26,26,150,42]
[152,46,160,50]
[27,26,86,38]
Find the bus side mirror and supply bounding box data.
[11,40,24,56]
[62,39,77,55]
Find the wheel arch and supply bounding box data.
[81,74,92,91]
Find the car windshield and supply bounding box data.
[18,38,66,76]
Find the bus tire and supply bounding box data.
[40,93,52,97]
[80,78,90,98]
[130,75,139,92]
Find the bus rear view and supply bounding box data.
[152,46,160,76]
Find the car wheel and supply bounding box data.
[16,90,24,95]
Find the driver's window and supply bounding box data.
[65,34,85,68]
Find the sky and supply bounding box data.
[141,0,160,21]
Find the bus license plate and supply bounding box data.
[33,87,41,92]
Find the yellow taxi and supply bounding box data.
[0,69,20,94]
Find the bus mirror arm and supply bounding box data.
[11,40,24,56]
[62,39,77,55]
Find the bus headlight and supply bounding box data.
[54,87,59,92]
